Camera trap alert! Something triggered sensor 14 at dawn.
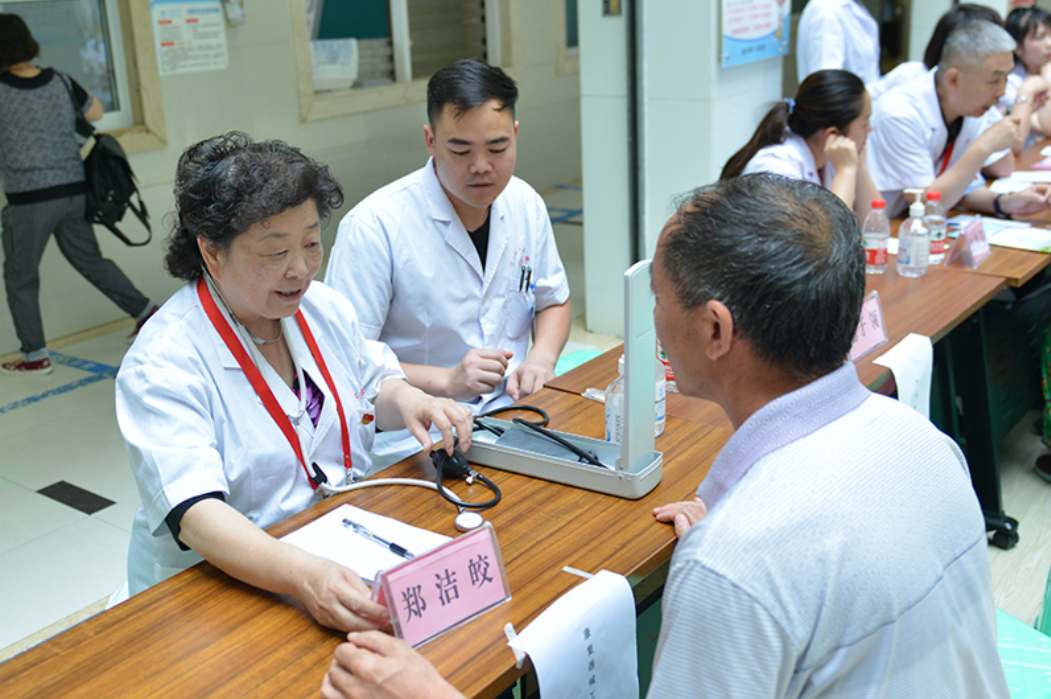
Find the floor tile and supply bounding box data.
[53,331,132,370]
[0,377,117,442]
[0,477,86,556]
[0,401,134,502]
[0,517,128,650]
[38,481,115,515]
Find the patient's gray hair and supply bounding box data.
[939,20,1016,74]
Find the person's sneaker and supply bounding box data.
[127,305,160,343]
[1036,454,1051,484]
[0,357,53,375]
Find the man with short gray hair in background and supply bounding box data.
[867,19,1051,216]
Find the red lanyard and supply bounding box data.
[196,277,352,489]
[937,138,956,177]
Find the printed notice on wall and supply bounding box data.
[150,0,228,75]
[721,0,790,68]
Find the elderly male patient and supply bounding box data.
[319,175,1009,699]
[867,19,1051,216]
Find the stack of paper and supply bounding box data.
[282,504,450,584]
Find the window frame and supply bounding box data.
[554,0,579,76]
[3,0,165,153]
[289,0,521,123]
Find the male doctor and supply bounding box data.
[867,20,1051,216]
[797,0,880,85]
[326,59,571,463]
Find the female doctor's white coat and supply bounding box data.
[117,281,404,594]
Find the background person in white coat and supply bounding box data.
[117,133,471,631]
[1001,6,1051,148]
[867,3,1003,103]
[325,60,571,464]
[722,69,879,221]
[796,0,880,86]
[867,20,1051,216]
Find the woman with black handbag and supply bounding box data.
[0,13,157,375]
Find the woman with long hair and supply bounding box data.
[721,69,878,221]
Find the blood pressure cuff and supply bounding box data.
[165,492,226,550]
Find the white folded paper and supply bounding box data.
[874,333,933,419]
[508,570,639,699]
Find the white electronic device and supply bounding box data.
[465,260,663,499]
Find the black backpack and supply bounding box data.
[59,73,151,247]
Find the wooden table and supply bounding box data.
[0,389,731,699]
[547,262,1005,429]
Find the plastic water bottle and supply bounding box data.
[862,199,890,274]
[657,341,677,393]
[897,196,930,278]
[604,355,666,443]
[925,190,947,265]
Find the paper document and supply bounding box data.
[508,570,638,699]
[944,215,1050,251]
[874,333,933,419]
[281,504,450,584]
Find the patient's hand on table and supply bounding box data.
[653,497,708,539]
[321,631,465,699]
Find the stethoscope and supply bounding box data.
[205,272,499,531]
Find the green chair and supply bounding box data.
[554,349,601,376]
[998,608,1051,698]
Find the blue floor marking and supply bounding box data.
[49,352,119,378]
[0,352,119,416]
[549,207,583,224]
[0,373,109,416]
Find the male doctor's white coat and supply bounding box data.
[866,69,1010,215]
[326,159,569,465]
[117,281,404,594]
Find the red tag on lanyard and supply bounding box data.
[937,139,956,177]
[196,278,352,489]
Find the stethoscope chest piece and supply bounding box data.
[454,510,485,532]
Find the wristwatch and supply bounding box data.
[1015,95,1032,108]
[994,193,1010,218]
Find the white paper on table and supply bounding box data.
[989,176,1032,194]
[874,333,933,419]
[281,504,450,584]
[945,215,1032,239]
[1001,170,1051,183]
[987,226,1051,253]
[509,570,639,699]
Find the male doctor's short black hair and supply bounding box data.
[660,175,865,383]
[427,59,518,127]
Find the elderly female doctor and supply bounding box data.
[116,133,472,631]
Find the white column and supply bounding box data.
[580,0,785,336]
[908,0,954,63]
[579,1,632,336]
